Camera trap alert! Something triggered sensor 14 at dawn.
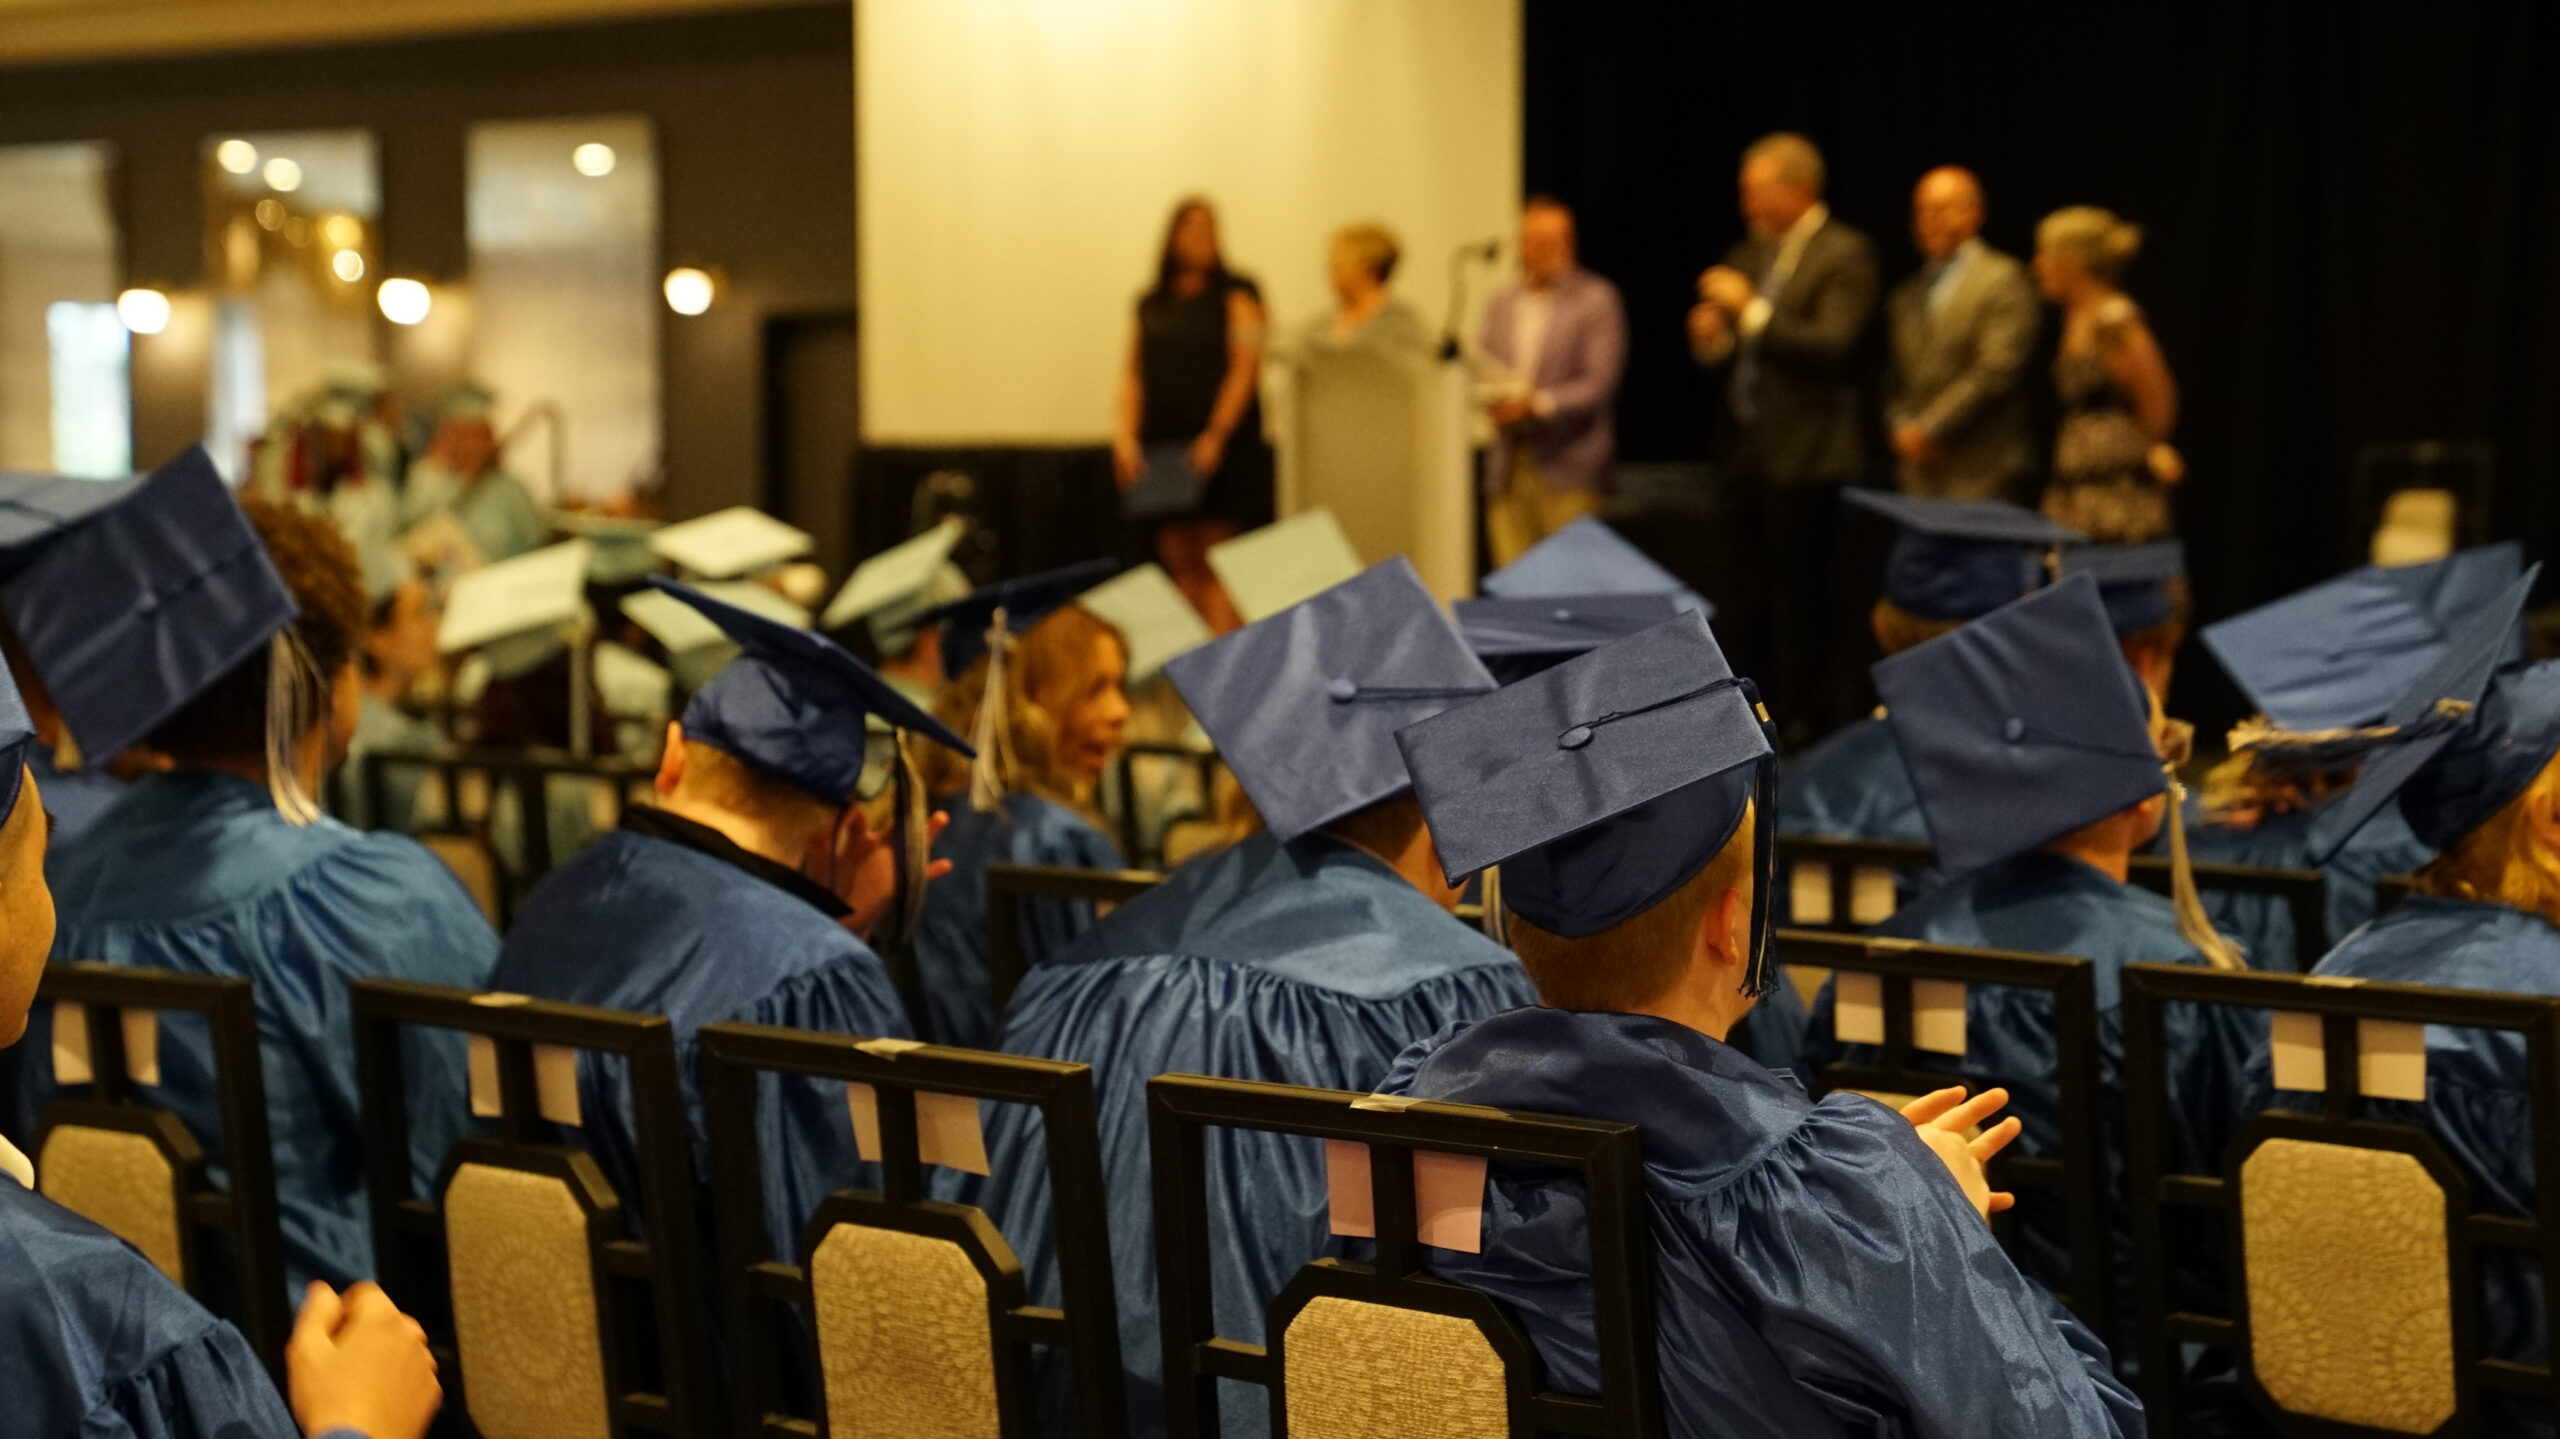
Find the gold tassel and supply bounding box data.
[966,609,1016,815]
[265,628,324,826]
[2162,770,2246,970]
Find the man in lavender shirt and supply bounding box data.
[1477,197,1629,567]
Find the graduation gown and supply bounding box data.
[963,830,1537,1437]
[29,746,124,845]
[1378,1007,2143,1439]
[911,791,1121,1050]
[0,1158,299,1439]
[1802,850,2253,1317]
[2309,896,2560,1409]
[333,691,441,834]
[15,770,496,1294]
[1777,714,1927,845]
[2183,798,2434,973]
[490,810,912,1259]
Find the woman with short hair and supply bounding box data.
[2033,206,2182,542]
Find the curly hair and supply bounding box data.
[2413,749,2560,927]
[146,498,366,764]
[917,603,1126,812]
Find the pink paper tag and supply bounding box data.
[1324,1139,1375,1239]
[1325,1141,1488,1253]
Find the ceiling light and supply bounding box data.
[572,142,617,178]
[117,288,171,335]
[377,278,432,326]
[262,157,303,192]
[663,266,718,316]
[215,139,258,175]
[331,249,366,283]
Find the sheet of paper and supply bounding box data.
[534,1044,582,1128]
[1788,862,1834,926]
[1325,1139,1374,1239]
[1413,1150,1487,1254]
[51,1002,90,1085]
[467,1035,503,1119]
[122,1010,159,1088]
[847,1081,883,1163]
[1835,971,1885,1046]
[2357,1019,2428,1102]
[847,1082,989,1173]
[1849,866,1899,926]
[1910,979,1968,1056]
[2269,1010,2324,1093]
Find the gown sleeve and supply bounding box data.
[81,1319,299,1439]
[737,948,913,1260]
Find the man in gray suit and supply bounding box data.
[1886,167,2040,500]
[1478,197,1628,566]
[1690,132,1880,741]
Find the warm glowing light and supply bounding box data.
[376,278,432,326]
[253,198,286,231]
[215,139,258,174]
[262,157,303,192]
[321,213,363,249]
[663,266,716,316]
[330,249,366,283]
[117,288,172,335]
[571,142,618,178]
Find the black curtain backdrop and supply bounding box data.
[1525,1,2560,729]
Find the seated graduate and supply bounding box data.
[2054,537,2189,701]
[969,558,1537,1437]
[1475,512,1709,616]
[2251,564,2558,1420]
[1803,574,2251,1302]
[491,578,970,1255]
[1779,490,2083,844]
[909,562,1130,1048]
[396,381,546,566]
[1384,609,2142,1437]
[2180,552,2512,965]
[0,669,445,1439]
[3,449,496,1295]
[332,554,443,834]
[0,469,157,842]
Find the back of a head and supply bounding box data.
[2038,205,2143,283]
[1334,222,1401,285]
[148,499,364,767]
[2414,743,2560,927]
[1743,131,1826,195]
[669,735,838,857]
[1507,812,1753,1013]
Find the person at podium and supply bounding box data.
[1299,221,1429,356]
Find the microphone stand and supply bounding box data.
[1439,241,1496,362]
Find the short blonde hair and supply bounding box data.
[2038,206,2144,282]
[1742,132,1826,193]
[1507,803,1755,1012]
[1332,223,1401,284]
[2414,748,2560,927]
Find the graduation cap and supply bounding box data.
[549,510,663,589]
[1206,508,1366,624]
[1396,611,1783,993]
[2379,542,2527,664]
[0,446,295,769]
[2054,540,2185,635]
[2201,567,2447,733]
[922,559,1117,682]
[1844,489,2083,621]
[648,506,814,580]
[438,539,594,679]
[1077,562,1212,684]
[2275,566,2554,862]
[820,517,967,640]
[623,581,813,691]
[0,470,149,579]
[1478,516,1710,617]
[1451,593,1683,685]
[1165,558,1492,842]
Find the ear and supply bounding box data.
[1693,883,1752,982]
[654,722,686,797]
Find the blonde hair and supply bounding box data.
[918,602,1126,812]
[1332,223,1401,284]
[2413,749,2560,927]
[1870,598,1965,658]
[2197,750,2352,829]
[1508,804,1755,1012]
[2039,206,2144,282]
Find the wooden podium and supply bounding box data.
[1272,347,1475,602]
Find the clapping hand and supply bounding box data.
[1900,1086,2024,1224]
[806,805,954,941]
[287,1282,441,1439]
[1699,265,1756,314]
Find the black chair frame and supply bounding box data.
[1780,928,2112,1335]
[983,861,1166,1018]
[2121,962,2560,1435]
[1149,1073,1663,1439]
[350,978,712,1438]
[26,963,288,1377]
[1105,742,1227,869]
[358,745,656,923]
[696,1022,1124,1438]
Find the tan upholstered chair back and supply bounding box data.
[810,1221,1003,1439]
[39,1125,186,1282]
[1280,1294,1511,1439]
[445,1161,614,1439]
[421,833,504,924]
[2240,1136,2457,1433]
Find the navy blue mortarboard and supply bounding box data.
[2201,568,2446,733]
[1165,558,1493,841]
[1479,516,1711,618]
[2054,540,2186,635]
[2380,542,2529,666]
[922,559,1118,681]
[1843,489,2083,621]
[2274,566,2554,862]
[653,577,973,803]
[1396,611,1783,993]
[0,470,149,579]
[1876,574,2164,877]
[0,447,295,766]
[1452,593,1683,684]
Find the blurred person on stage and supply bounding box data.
[1885,167,2039,501]
[1690,133,1881,745]
[1300,222,1430,356]
[1112,198,1272,633]
[1476,197,1627,567]
[2034,206,2182,542]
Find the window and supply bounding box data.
[0,142,120,475]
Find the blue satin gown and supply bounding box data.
[911,791,1121,1050]
[2183,798,2433,972]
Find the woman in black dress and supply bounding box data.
[1111,197,1271,632]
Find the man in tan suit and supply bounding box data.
[1886,167,2040,501]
